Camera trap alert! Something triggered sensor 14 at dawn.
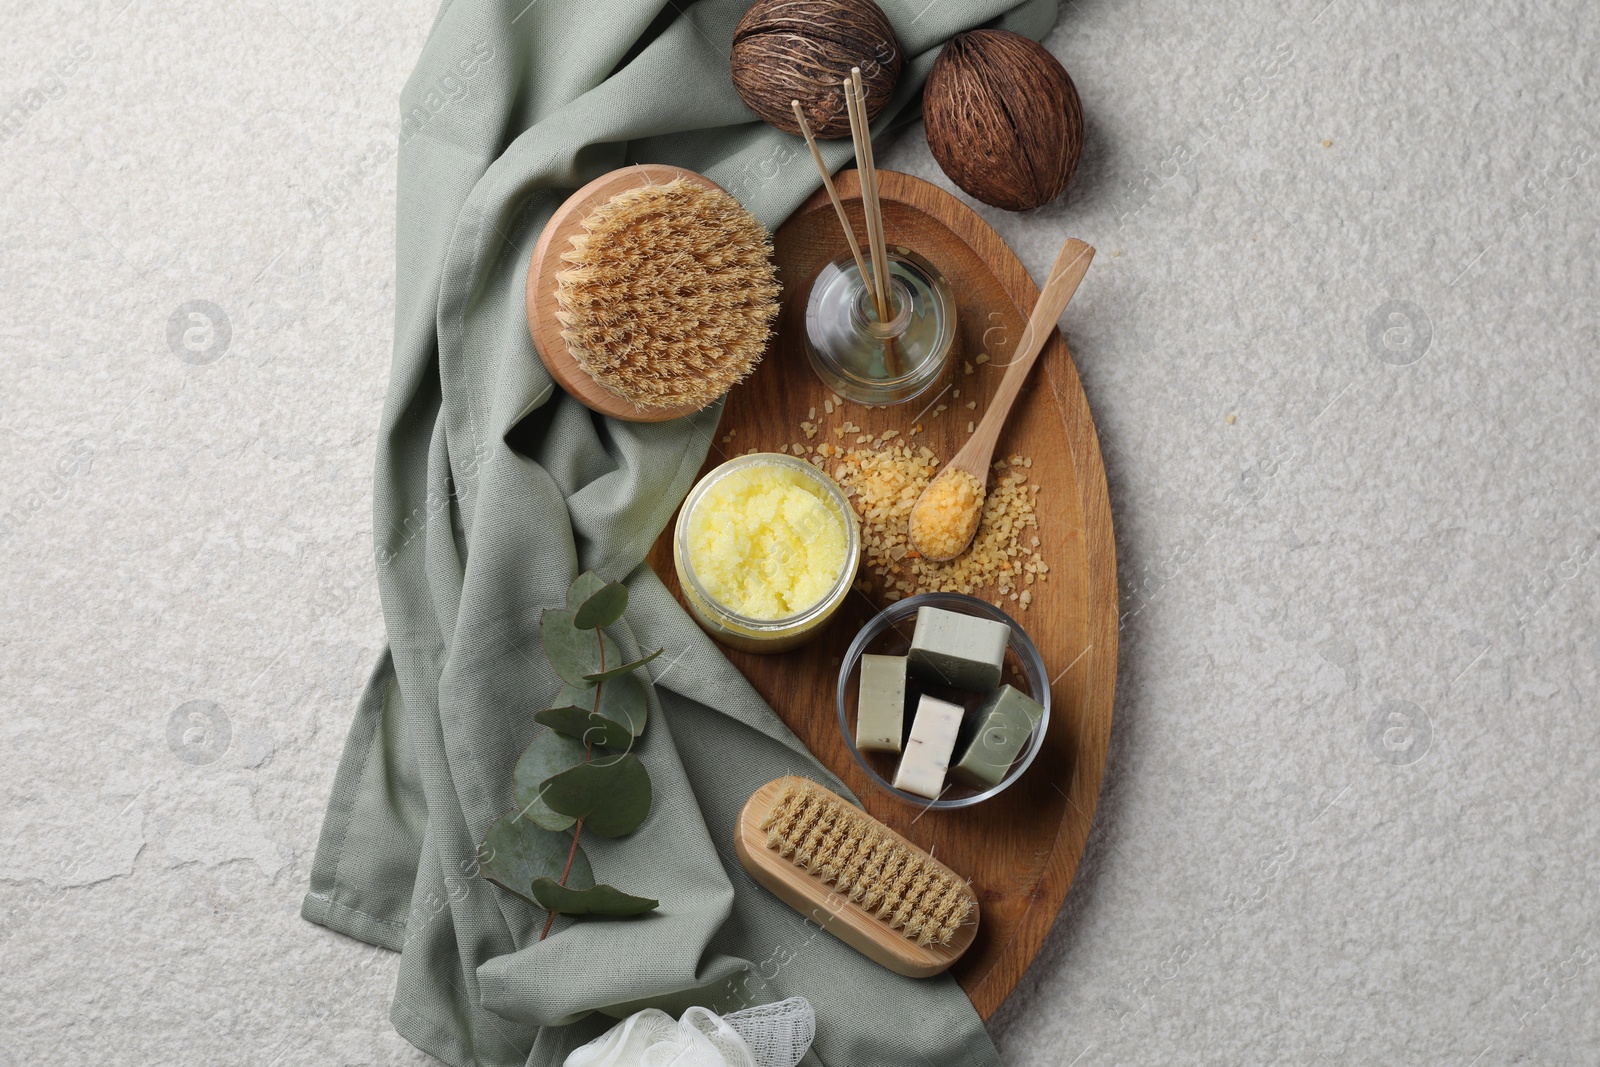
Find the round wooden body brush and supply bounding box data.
[525,165,781,422]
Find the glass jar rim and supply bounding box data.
[675,452,862,633]
[850,273,915,340]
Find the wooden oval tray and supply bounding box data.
[645,169,1117,1018]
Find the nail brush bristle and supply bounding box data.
[757,779,976,948]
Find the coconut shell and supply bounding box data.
[731,0,901,139]
[924,29,1084,212]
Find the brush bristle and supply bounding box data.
[760,780,976,948]
[554,178,780,410]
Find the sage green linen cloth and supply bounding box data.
[302,1,1056,1064]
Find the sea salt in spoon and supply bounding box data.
[908,237,1095,562]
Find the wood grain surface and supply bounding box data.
[645,169,1118,1019]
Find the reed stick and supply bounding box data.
[851,68,891,298]
[845,69,899,375]
[791,99,875,310]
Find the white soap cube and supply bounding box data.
[893,694,965,799]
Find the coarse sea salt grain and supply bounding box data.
[909,469,983,560]
[800,415,1046,607]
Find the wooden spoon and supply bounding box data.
[908,237,1095,562]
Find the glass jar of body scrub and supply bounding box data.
[804,248,957,406]
[674,453,861,654]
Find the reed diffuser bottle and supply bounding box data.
[804,248,956,405]
[787,70,958,407]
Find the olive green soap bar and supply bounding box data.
[951,685,1045,789]
[907,605,1009,691]
[856,653,907,753]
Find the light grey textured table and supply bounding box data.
[3,1,1596,1064]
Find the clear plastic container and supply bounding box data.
[804,248,957,406]
[673,453,861,654]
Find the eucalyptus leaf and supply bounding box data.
[478,813,592,906]
[530,878,658,917]
[513,730,588,831]
[483,576,658,925]
[583,646,663,683]
[541,752,652,837]
[535,706,634,750]
[572,580,629,631]
[554,673,648,737]
[541,608,620,685]
[565,572,607,613]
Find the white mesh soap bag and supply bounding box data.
[564,997,815,1067]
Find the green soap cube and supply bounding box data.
[856,654,907,753]
[950,685,1045,789]
[907,606,1009,691]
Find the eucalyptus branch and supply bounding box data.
[478,571,661,934]
[538,628,606,941]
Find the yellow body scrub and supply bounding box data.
[675,453,860,652]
